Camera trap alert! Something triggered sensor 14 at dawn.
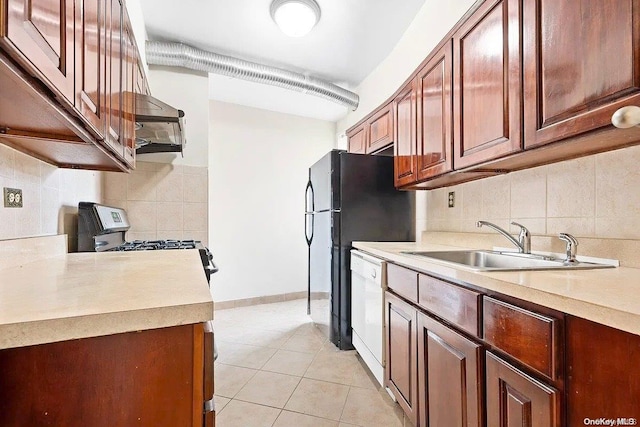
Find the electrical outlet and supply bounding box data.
[448,191,455,208]
[3,187,23,208]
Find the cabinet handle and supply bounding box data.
[371,269,377,279]
[611,106,640,128]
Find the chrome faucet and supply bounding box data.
[476,221,531,254]
[558,233,579,264]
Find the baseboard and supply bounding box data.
[214,291,307,311]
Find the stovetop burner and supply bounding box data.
[114,239,199,251]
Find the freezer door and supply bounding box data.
[309,150,341,212]
[339,152,415,243]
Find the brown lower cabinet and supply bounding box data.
[0,323,213,427]
[385,291,418,425]
[486,351,560,427]
[384,261,640,426]
[566,316,640,424]
[417,311,483,427]
[385,263,565,426]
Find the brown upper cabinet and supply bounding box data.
[347,103,394,155]
[393,81,417,187]
[416,41,453,181]
[105,0,124,160]
[522,0,640,149]
[121,16,137,167]
[453,0,522,169]
[366,103,393,153]
[349,0,640,189]
[1,0,75,105]
[346,123,367,154]
[75,0,107,140]
[0,0,146,171]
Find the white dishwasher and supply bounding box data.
[350,249,386,386]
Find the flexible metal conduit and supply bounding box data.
[145,41,359,110]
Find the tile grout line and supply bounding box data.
[215,300,397,426]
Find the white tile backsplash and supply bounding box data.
[423,145,640,239]
[102,161,208,245]
[0,145,15,179]
[0,145,102,245]
[0,146,207,247]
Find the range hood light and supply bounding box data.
[133,93,186,156]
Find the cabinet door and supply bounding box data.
[2,0,75,103]
[105,0,124,159]
[418,312,483,427]
[523,0,640,149]
[203,322,215,427]
[367,104,393,153]
[347,124,367,154]
[75,0,106,139]
[453,0,522,169]
[566,316,640,425]
[121,18,136,167]
[393,81,417,187]
[385,291,418,426]
[486,352,561,427]
[416,40,453,181]
[0,325,202,426]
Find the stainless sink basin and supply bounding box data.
[400,250,614,271]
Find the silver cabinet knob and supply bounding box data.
[611,106,640,128]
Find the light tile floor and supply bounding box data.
[214,299,408,427]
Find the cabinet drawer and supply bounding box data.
[418,274,481,337]
[483,297,560,380]
[387,263,418,303]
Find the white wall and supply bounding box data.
[337,0,476,135]
[144,67,209,167]
[209,101,336,302]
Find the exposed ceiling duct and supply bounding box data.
[145,41,359,110]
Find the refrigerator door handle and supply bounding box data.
[305,213,314,246]
[305,180,315,213]
[305,180,315,246]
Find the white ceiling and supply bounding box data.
[139,0,426,121]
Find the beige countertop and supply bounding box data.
[0,244,213,350]
[353,241,640,337]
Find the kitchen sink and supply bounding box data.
[400,250,615,271]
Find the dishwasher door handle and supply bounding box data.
[204,398,215,413]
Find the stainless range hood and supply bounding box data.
[134,93,186,155]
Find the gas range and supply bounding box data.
[114,239,200,251]
[77,202,217,283]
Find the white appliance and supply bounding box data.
[350,249,386,386]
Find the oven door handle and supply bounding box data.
[206,260,218,275]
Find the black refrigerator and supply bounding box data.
[305,150,415,350]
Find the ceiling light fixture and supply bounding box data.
[270,0,321,38]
